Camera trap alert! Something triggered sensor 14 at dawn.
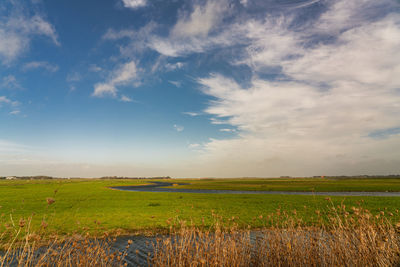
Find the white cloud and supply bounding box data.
[284,15,400,89]
[171,0,229,38]
[189,143,201,149]
[192,1,400,176]
[240,0,249,7]
[168,80,181,87]
[89,64,102,72]
[78,0,400,176]
[1,75,21,89]
[147,0,238,57]
[66,72,82,82]
[313,0,396,34]
[103,1,237,59]
[220,128,235,132]
[121,0,147,9]
[93,61,139,97]
[92,84,117,97]
[183,112,201,117]
[0,96,19,107]
[120,95,133,102]
[174,124,184,132]
[165,62,184,71]
[0,96,11,104]
[0,4,59,63]
[9,110,20,115]
[23,61,59,72]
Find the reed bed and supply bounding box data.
[152,202,400,267]
[0,216,131,267]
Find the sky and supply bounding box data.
[0,0,400,178]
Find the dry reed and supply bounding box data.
[152,203,400,267]
[0,216,131,267]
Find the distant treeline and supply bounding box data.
[0,176,171,180]
[313,175,400,179]
[0,176,54,180]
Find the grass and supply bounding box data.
[170,177,400,192]
[1,178,400,240]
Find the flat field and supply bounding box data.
[0,178,399,238]
[171,177,400,191]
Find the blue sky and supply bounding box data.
[0,0,400,177]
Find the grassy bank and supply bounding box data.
[171,177,400,192]
[1,178,400,239]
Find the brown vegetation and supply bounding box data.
[0,216,131,267]
[152,203,400,266]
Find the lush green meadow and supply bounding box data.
[171,177,400,192]
[0,178,400,239]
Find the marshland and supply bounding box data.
[1,177,400,266]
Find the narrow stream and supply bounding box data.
[111,181,400,197]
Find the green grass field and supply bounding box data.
[171,177,400,192]
[0,178,399,238]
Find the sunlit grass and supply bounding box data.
[1,179,400,240]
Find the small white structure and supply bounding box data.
[6,176,16,180]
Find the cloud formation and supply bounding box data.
[121,0,147,9]
[174,124,184,132]
[120,95,133,102]
[91,0,400,176]
[22,61,59,72]
[192,0,400,176]
[171,0,229,38]
[93,61,139,97]
[0,2,59,63]
[0,96,19,110]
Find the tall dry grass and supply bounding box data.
[0,215,131,267]
[152,202,400,267]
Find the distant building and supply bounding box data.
[6,176,16,180]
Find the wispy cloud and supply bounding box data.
[89,64,102,72]
[1,75,21,90]
[183,112,201,117]
[171,0,229,38]
[174,124,184,132]
[0,1,59,63]
[121,0,147,9]
[9,110,20,115]
[120,95,133,102]
[83,0,400,176]
[93,61,139,97]
[168,80,182,87]
[189,143,201,149]
[193,0,400,176]
[220,128,236,132]
[23,61,59,72]
[0,96,19,107]
[66,72,82,83]
[165,62,184,71]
